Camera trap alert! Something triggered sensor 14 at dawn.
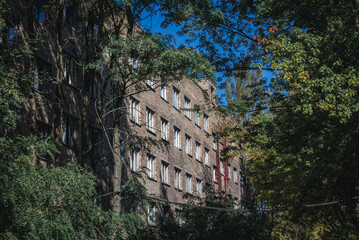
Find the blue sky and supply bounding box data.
[138,11,274,101]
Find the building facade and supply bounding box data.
[121,77,244,220]
[4,0,244,224]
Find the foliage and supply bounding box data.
[144,196,271,240]
[213,0,359,238]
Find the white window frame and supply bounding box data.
[173,87,180,109]
[130,150,139,172]
[184,97,190,118]
[194,106,200,125]
[204,114,209,132]
[129,97,139,123]
[63,54,77,87]
[204,147,209,166]
[195,141,201,161]
[146,107,155,133]
[34,57,52,94]
[147,154,155,179]
[220,160,224,175]
[62,113,78,147]
[213,166,217,183]
[228,164,231,179]
[160,79,167,100]
[196,178,202,197]
[146,77,154,88]
[174,168,181,189]
[234,168,238,183]
[212,132,217,150]
[186,173,192,193]
[174,126,180,149]
[161,161,169,184]
[161,118,168,140]
[175,208,182,226]
[148,203,156,226]
[129,55,138,70]
[185,134,191,155]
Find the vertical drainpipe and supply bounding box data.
[216,141,221,196]
[223,141,228,197]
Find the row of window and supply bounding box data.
[130,151,240,194]
[130,151,203,196]
[130,95,209,132]
[36,114,101,160]
[34,55,104,102]
[130,98,214,161]
[136,82,210,131]
[212,163,239,184]
[170,87,209,131]
[147,203,182,227]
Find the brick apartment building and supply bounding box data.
[122,77,245,222]
[4,0,244,224]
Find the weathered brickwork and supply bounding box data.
[122,78,244,209]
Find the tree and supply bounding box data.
[207,0,359,238]
[0,0,216,238]
[167,0,359,238]
[142,196,271,240]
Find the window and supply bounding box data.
[175,208,182,226]
[210,86,214,102]
[220,159,224,175]
[37,120,52,139]
[161,161,169,184]
[63,5,77,27]
[146,77,154,88]
[35,57,52,94]
[174,127,180,148]
[94,188,103,209]
[129,98,139,123]
[62,114,78,147]
[160,79,167,100]
[228,164,231,179]
[88,126,101,159]
[146,108,155,133]
[194,106,200,125]
[130,150,139,172]
[162,206,171,222]
[205,182,211,199]
[196,178,202,197]
[34,0,45,22]
[184,97,190,118]
[212,132,217,150]
[213,166,217,183]
[148,203,156,226]
[174,168,181,189]
[63,54,77,87]
[204,148,209,166]
[129,55,138,70]
[147,154,155,179]
[8,21,18,47]
[186,173,192,193]
[88,21,98,42]
[185,134,191,155]
[173,87,180,109]
[36,120,52,160]
[161,118,168,140]
[89,74,101,100]
[195,141,201,161]
[234,168,238,183]
[94,131,101,158]
[204,114,209,132]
